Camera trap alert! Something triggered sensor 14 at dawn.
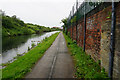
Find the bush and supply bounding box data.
[2,14,54,37]
[31,43,35,48]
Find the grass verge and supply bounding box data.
[63,33,108,79]
[2,32,60,80]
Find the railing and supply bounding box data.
[67,0,102,27]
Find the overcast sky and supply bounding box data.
[0,0,84,28]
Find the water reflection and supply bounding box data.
[1,31,59,64]
[2,34,40,52]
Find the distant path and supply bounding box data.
[25,32,74,78]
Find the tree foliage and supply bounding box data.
[70,16,76,23]
[2,11,55,37]
[61,18,68,27]
[61,18,68,33]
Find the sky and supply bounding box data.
[0,0,84,28]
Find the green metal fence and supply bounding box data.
[67,1,102,27]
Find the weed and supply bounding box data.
[63,33,108,78]
[1,62,10,67]
[31,43,35,48]
[28,47,31,51]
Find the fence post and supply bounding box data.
[72,6,74,40]
[72,24,73,40]
[83,2,86,52]
[76,0,78,44]
[109,1,116,78]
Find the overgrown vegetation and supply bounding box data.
[2,32,60,80]
[70,16,76,24]
[31,43,36,48]
[51,27,62,31]
[63,33,108,79]
[61,18,68,34]
[2,11,58,37]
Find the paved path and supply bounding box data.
[25,32,74,79]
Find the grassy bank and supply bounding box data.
[63,33,108,79]
[2,14,55,37]
[2,32,60,80]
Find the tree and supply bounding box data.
[61,18,68,34]
[12,15,25,26]
[2,16,14,28]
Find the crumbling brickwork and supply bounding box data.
[67,2,120,78]
[77,20,84,48]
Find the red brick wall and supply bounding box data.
[67,2,120,77]
[67,3,113,61]
[68,26,73,38]
[73,25,76,41]
[113,3,120,78]
[116,3,120,24]
[77,20,84,48]
[85,5,112,61]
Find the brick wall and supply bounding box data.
[73,25,76,41]
[113,3,120,78]
[67,2,120,78]
[77,20,84,48]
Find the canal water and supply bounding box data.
[1,31,59,64]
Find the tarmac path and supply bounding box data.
[25,32,74,79]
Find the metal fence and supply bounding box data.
[67,0,102,27]
[66,0,119,78]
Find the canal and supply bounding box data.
[1,31,59,64]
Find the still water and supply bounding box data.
[1,31,59,64]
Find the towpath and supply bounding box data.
[25,32,74,79]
